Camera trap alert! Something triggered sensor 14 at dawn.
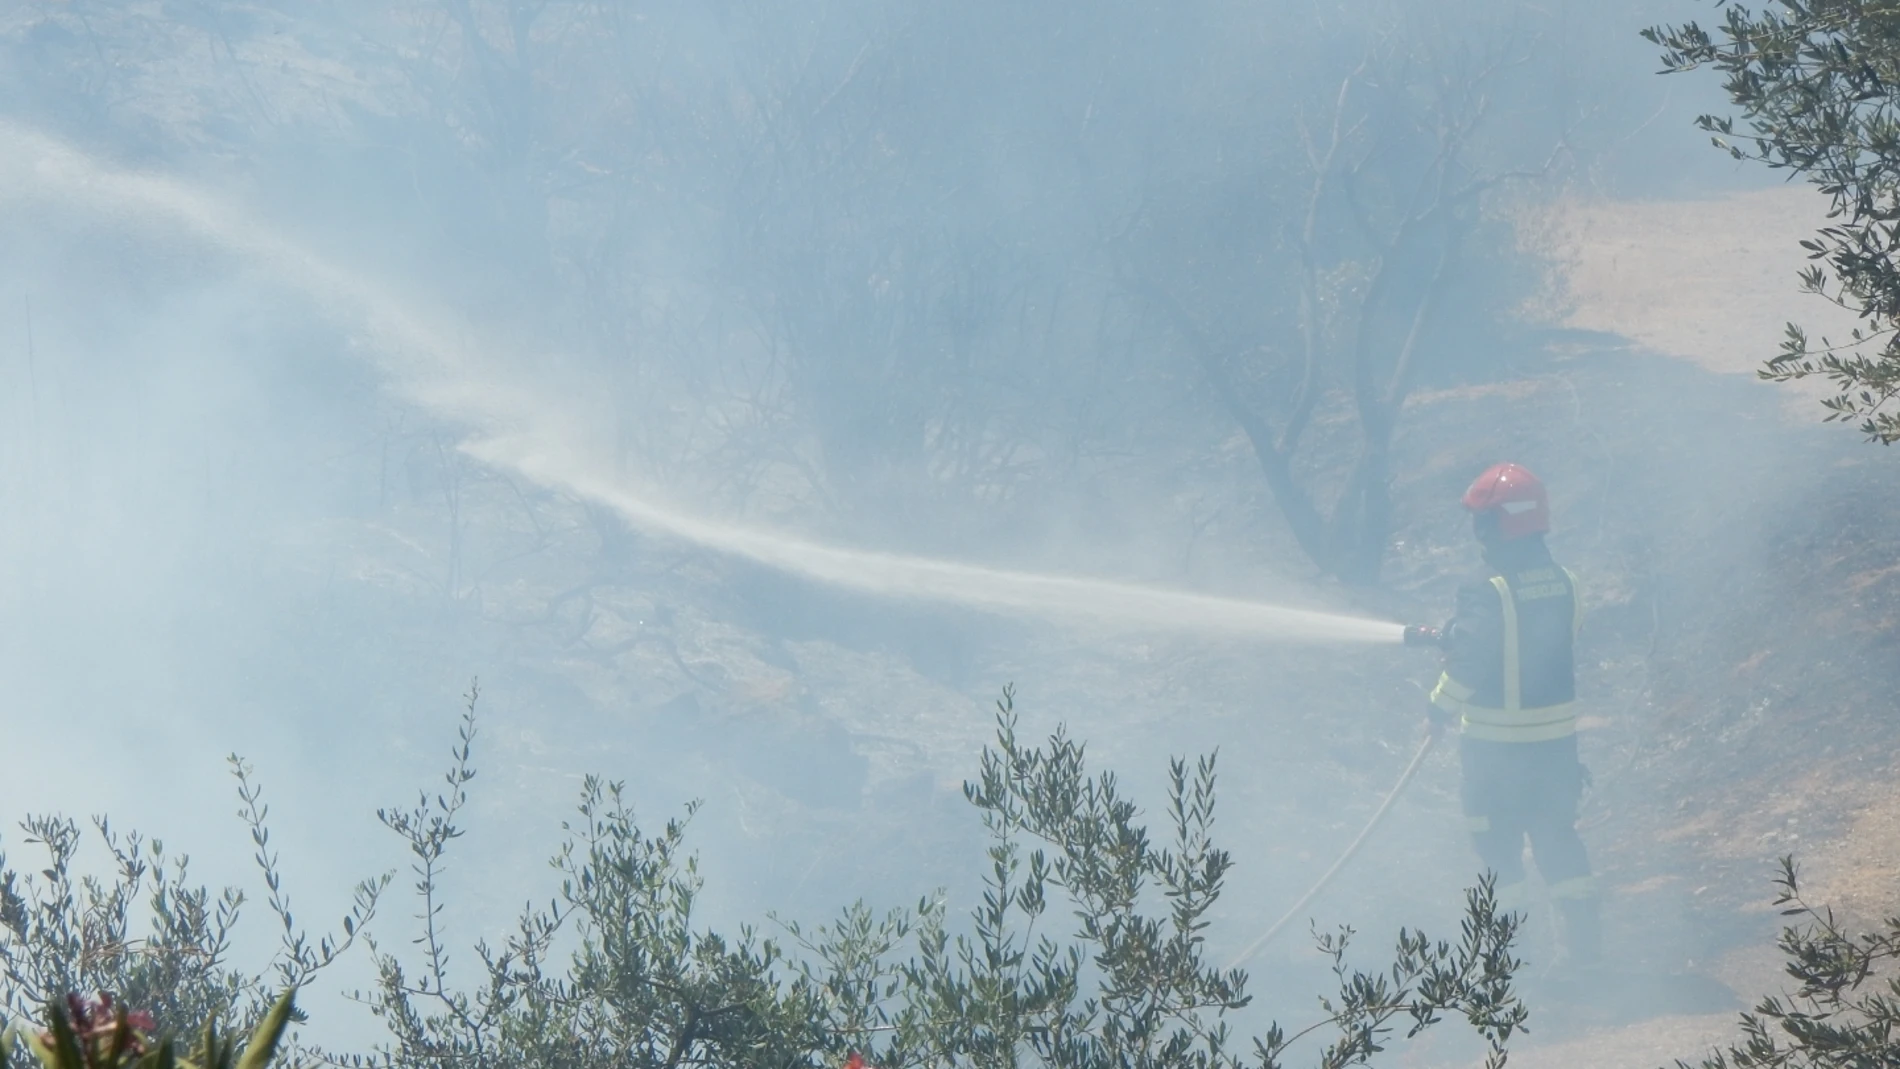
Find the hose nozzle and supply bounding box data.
[1402,624,1442,648]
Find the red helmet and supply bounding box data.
[1462,463,1549,540]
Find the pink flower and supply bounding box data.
[40,992,156,1063]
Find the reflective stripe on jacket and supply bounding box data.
[1430,544,1581,743]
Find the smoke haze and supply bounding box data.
[3,1,1889,1062]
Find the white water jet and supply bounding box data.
[0,121,1403,646]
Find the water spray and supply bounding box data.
[0,119,1450,993]
[0,121,1406,647]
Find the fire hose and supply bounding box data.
[1223,728,1439,973]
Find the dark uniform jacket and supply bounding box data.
[1430,537,1580,743]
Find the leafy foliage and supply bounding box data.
[0,816,247,1033]
[815,688,1530,1069]
[0,774,380,1042]
[1646,2,1900,441]
[349,686,827,1069]
[1674,857,1900,1068]
[338,685,1530,1069]
[1,988,296,1069]
[0,684,1527,1068]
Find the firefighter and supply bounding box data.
[1404,462,1599,971]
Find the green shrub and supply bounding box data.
[0,685,1528,1068]
[1676,858,1900,1069]
[2,989,295,1069]
[0,771,379,1046]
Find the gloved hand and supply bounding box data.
[1424,699,1453,737]
[1403,624,1443,648]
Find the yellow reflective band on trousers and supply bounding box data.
[1428,571,1581,743]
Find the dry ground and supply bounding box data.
[1471,188,1900,1068]
[1535,189,1863,373]
[1541,186,1900,919]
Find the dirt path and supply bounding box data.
[1533,188,1858,389]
